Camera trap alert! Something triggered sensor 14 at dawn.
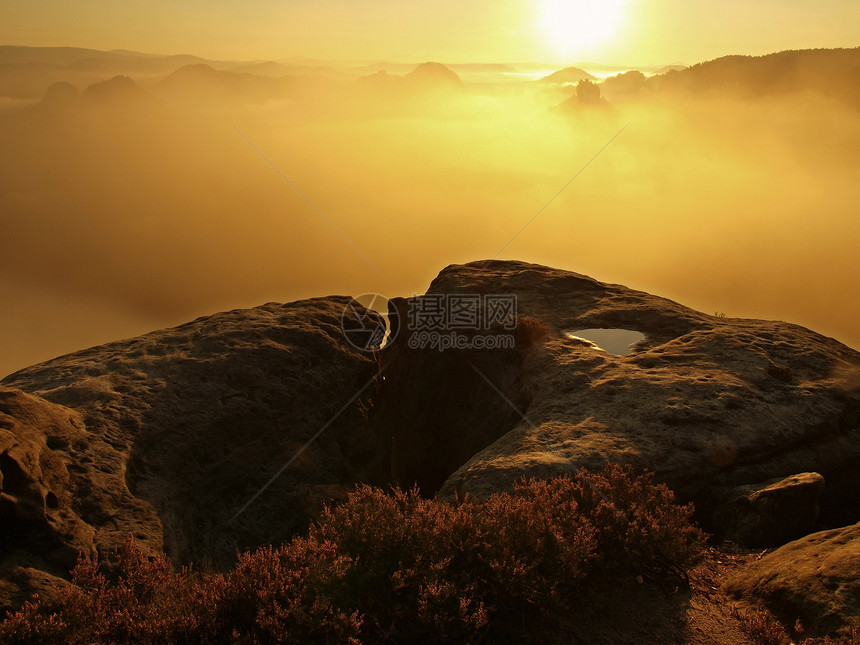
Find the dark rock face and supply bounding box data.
[1,297,389,581]
[713,472,826,547]
[407,262,860,539]
[724,521,860,638]
[378,295,529,494]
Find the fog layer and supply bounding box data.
[2,48,859,376]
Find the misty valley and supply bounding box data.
[1,46,859,378]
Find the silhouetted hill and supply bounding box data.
[0,45,112,66]
[601,70,648,99]
[0,46,236,99]
[403,62,464,89]
[655,47,860,107]
[357,61,464,103]
[654,64,687,74]
[38,81,79,110]
[537,66,597,84]
[554,78,611,112]
[357,69,396,89]
[0,45,221,74]
[81,74,142,103]
[161,63,280,98]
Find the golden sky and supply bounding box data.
[2,0,859,65]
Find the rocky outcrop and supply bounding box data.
[713,472,826,547]
[0,388,95,612]
[377,261,860,538]
[3,259,860,618]
[1,297,389,584]
[724,521,860,638]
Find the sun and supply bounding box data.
[538,0,628,58]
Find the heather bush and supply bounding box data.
[0,465,707,644]
[0,535,197,643]
[730,606,792,645]
[730,608,860,645]
[187,538,363,643]
[545,464,707,576]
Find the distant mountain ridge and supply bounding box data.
[655,47,860,106]
[0,45,222,71]
[3,44,859,103]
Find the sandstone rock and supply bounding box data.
[713,472,825,547]
[2,297,388,580]
[0,567,69,616]
[723,521,860,638]
[3,259,860,622]
[0,388,95,614]
[377,261,860,536]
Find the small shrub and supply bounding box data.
[549,464,707,576]
[0,535,195,644]
[800,625,860,645]
[730,606,791,645]
[730,609,860,645]
[0,465,708,643]
[515,316,550,346]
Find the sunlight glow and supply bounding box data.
[539,0,628,58]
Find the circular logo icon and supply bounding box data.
[341,293,399,352]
